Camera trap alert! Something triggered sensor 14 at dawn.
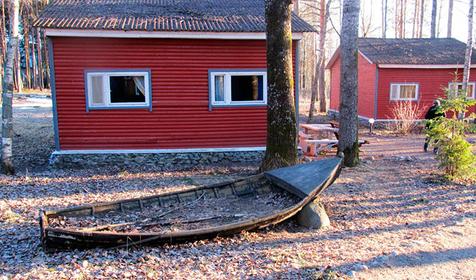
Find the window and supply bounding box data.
[210,71,267,106]
[390,83,419,101]
[85,70,151,110]
[448,82,475,99]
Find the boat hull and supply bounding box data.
[40,158,342,250]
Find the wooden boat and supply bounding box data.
[40,157,342,250]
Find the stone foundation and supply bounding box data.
[49,150,265,170]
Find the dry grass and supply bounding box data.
[388,101,427,135]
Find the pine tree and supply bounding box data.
[260,0,298,171]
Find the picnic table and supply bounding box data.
[299,123,340,156]
[299,123,368,157]
[300,123,340,140]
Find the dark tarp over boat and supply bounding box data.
[40,157,342,250]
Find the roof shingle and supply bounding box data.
[358,38,476,65]
[34,0,316,33]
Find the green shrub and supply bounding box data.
[426,90,476,181]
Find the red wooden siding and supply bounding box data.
[377,68,476,119]
[329,52,376,118]
[52,37,296,150]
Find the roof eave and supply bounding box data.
[377,64,476,69]
[44,28,305,40]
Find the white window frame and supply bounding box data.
[390,83,419,101]
[209,71,268,106]
[85,70,151,110]
[448,82,476,99]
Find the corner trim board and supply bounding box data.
[374,67,379,119]
[47,38,60,151]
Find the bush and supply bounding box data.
[426,91,476,181]
[389,101,425,135]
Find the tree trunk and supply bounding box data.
[0,0,5,90]
[382,0,387,38]
[2,0,20,175]
[36,28,44,90]
[436,0,442,37]
[308,70,318,122]
[260,0,298,171]
[430,0,437,38]
[412,0,419,38]
[447,0,453,38]
[318,0,331,113]
[419,0,425,37]
[23,20,31,89]
[309,0,330,121]
[42,31,50,88]
[462,0,474,95]
[338,0,360,167]
[402,0,407,37]
[14,47,22,92]
[31,30,38,89]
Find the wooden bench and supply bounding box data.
[301,138,369,156]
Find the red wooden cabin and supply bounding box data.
[35,0,314,159]
[327,38,476,122]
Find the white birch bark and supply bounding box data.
[419,0,425,37]
[447,0,453,38]
[462,0,474,96]
[382,0,387,38]
[430,0,437,38]
[2,0,19,175]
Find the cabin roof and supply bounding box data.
[34,0,316,33]
[358,37,476,65]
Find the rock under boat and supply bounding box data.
[39,158,342,250]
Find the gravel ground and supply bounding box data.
[0,96,475,279]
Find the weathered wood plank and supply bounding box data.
[264,157,342,199]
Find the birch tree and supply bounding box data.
[382,0,387,38]
[412,0,419,38]
[260,0,298,171]
[462,0,474,96]
[447,0,453,38]
[2,0,19,175]
[430,0,437,38]
[318,0,331,113]
[338,0,360,167]
[0,0,5,90]
[360,0,374,37]
[308,0,331,121]
[419,0,425,37]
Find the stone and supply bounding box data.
[352,264,368,271]
[296,199,330,229]
[49,150,266,170]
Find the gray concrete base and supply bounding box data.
[49,150,265,170]
[296,199,330,229]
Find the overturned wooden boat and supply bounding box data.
[40,157,342,249]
